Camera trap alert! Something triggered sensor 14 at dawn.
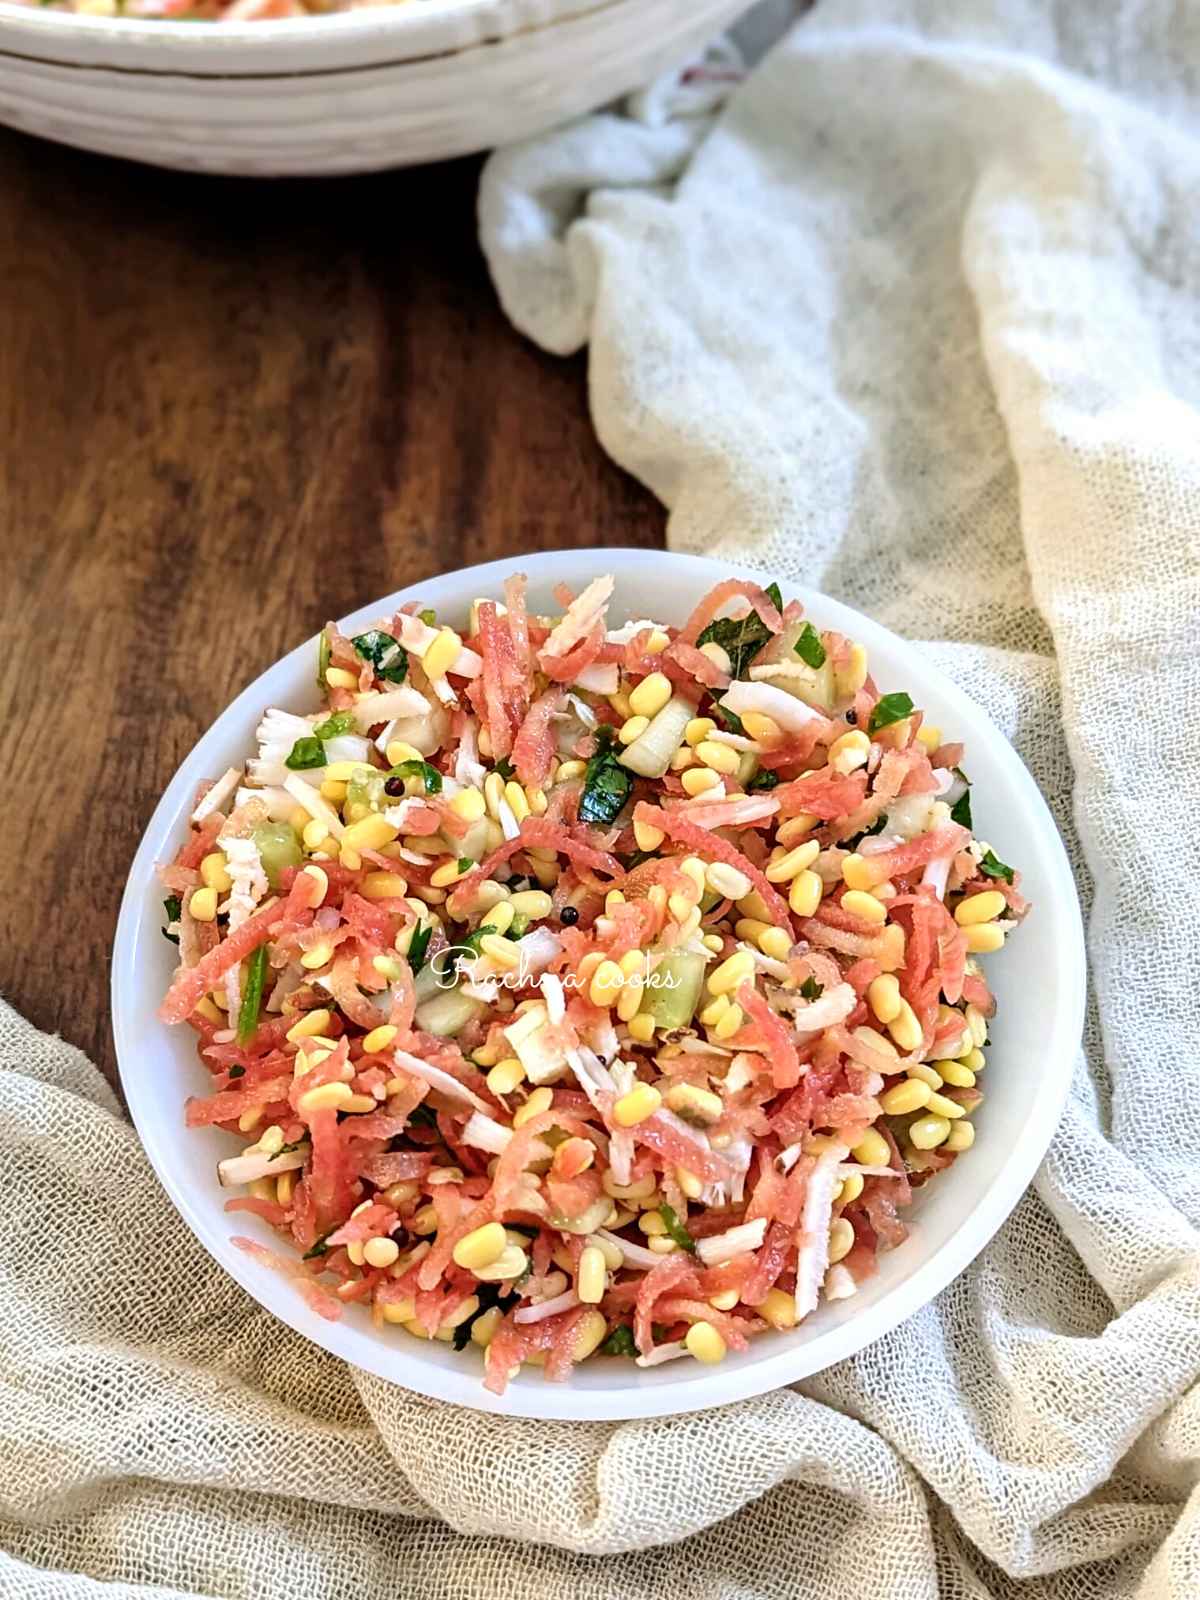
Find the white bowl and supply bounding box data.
[112,548,1086,1418]
[0,0,749,175]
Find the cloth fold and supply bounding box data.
[3,0,1200,1594]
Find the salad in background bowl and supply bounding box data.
[114,550,1085,1418]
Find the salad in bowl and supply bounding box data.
[153,566,1027,1395]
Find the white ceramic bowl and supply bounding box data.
[0,0,749,175]
[112,548,1086,1418]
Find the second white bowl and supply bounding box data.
[0,0,750,175]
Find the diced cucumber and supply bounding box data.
[252,821,303,891]
[619,695,695,779]
[415,985,489,1038]
[755,620,836,711]
[347,768,384,811]
[638,948,706,1031]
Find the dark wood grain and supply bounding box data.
[0,132,664,1093]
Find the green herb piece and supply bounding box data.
[387,759,442,795]
[799,975,824,1001]
[236,945,270,1045]
[407,922,433,975]
[746,769,779,792]
[227,1065,246,1080]
[433,929,488,981]
[868,692,915,734]
[316,630,331,689]
[697,583,783,680]
[492,757,515,779]
[601,1324,637,1358]
[303,1231,333,1260]
[270,1139,306,1160]
[457,858,474,874]
[578,727,633,826]
[351,629,408,685]
[979,849,1014,884]
[285,736,326,771]
[161,895,182,945]
[658,1202,697,1255]
[508,912,530,940]
[793,622,827,669]
[950,788,973,829]
[711,702,746,737]
[313,710,355,740]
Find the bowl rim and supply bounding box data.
[111,547,1087,1419]
[0,0,604,58]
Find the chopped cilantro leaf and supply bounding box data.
[697,585,782,679]
[868,692,914,733]
[351,629,408,685]
[746,769,779,792]
[601,1324,637,1357]
[492,758,515,779]
[799,975,824,1001]
[578,727,632,826]
[950,788,973,829]
[979,849,1014,884]
[303,1232,333,1260]
[227,1065,246,1080]
[793,622,827,669]
[161,895,182,945]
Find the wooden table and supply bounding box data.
[0,133,664,1094]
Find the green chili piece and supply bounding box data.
[236,944,270,1044]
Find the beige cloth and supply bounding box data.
[4,1,1200,1594]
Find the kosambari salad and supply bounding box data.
[158,574,1027,1391]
